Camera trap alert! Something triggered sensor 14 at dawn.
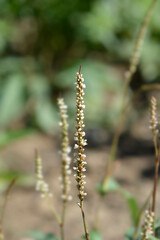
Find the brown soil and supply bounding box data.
[0,132,159,240]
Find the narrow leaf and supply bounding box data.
[89,230,102,240]
[148,235,160,240]
[96,178,139,226]
[28,231,59,240]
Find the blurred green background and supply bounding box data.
[0,0,160,139]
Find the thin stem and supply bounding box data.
[45,195,61,225]
[102,104,126,189]
[60,224,64,240]
[80,201,90,240]
[60,200,66,240]
[103,83,160,189]
[152,161,159,212]
[0,178,17,240]
[45,195,65,240]
[102,0,157,186]
[0,226,3,240]
[0,178,17,226]
[62,202,66,224]
[133,191,152,240]
[151,135,160,213]
[122,0,157,102]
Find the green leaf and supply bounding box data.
[0,129,34,147]
[0,20,11,53]
[96,178,139,226]
[96,178,120,195]
[89,230,102,240]
[148,235,160,240]
[121,191,139,227]
[155,221,160,239]
[125,227,136,240]
[133,191,152,239]
[34,100,58,133]
[28,75,50,98]
[0,74,26,126]
[125,227,141,240]
[28,231,59,240]
[0,171,34,190]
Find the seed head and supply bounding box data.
[58,97,72,202]
[35,151,53,198]
[150,97,158,136]
[141,210,155,240]
[74,69,87,203]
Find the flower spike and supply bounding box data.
[74,69,87,203]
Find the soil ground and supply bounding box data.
[0,127,160,240]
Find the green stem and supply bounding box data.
[60,201,66,240]
[80,201,90,240]
[122,0,158,101]
[102,103,126,189]
[152,135,160,214]
[0,226,3,240]
[45,195,61,225]
[133,191,152,239]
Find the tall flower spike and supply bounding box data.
[58,97,72,202]
[74,68,87,203]
[141,210,155,240]
[35,151,53,198]
[150,97,158,136]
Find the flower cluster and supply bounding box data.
[73,70,87,203]
[58,97,72,202]
[150,96,158,136]
[141,210,155,240]
[35,152,53,198]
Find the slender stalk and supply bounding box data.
[80,202,90,240]
[60,201,66,240]
[45,195,62,225]
[148,96,160,237]
[149,97,160,216]
[0,178,17,226]
[0,178,17,240]
[151,136,160,213]
[152,161,159,213]
[62,202,66,224]
[123,0,157,101]
[45,195,64,239]
[138,83,160,92]
[60,223,64,240]
[0,227,3,240]
[133,191,152,240]
[102,0,157,187]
